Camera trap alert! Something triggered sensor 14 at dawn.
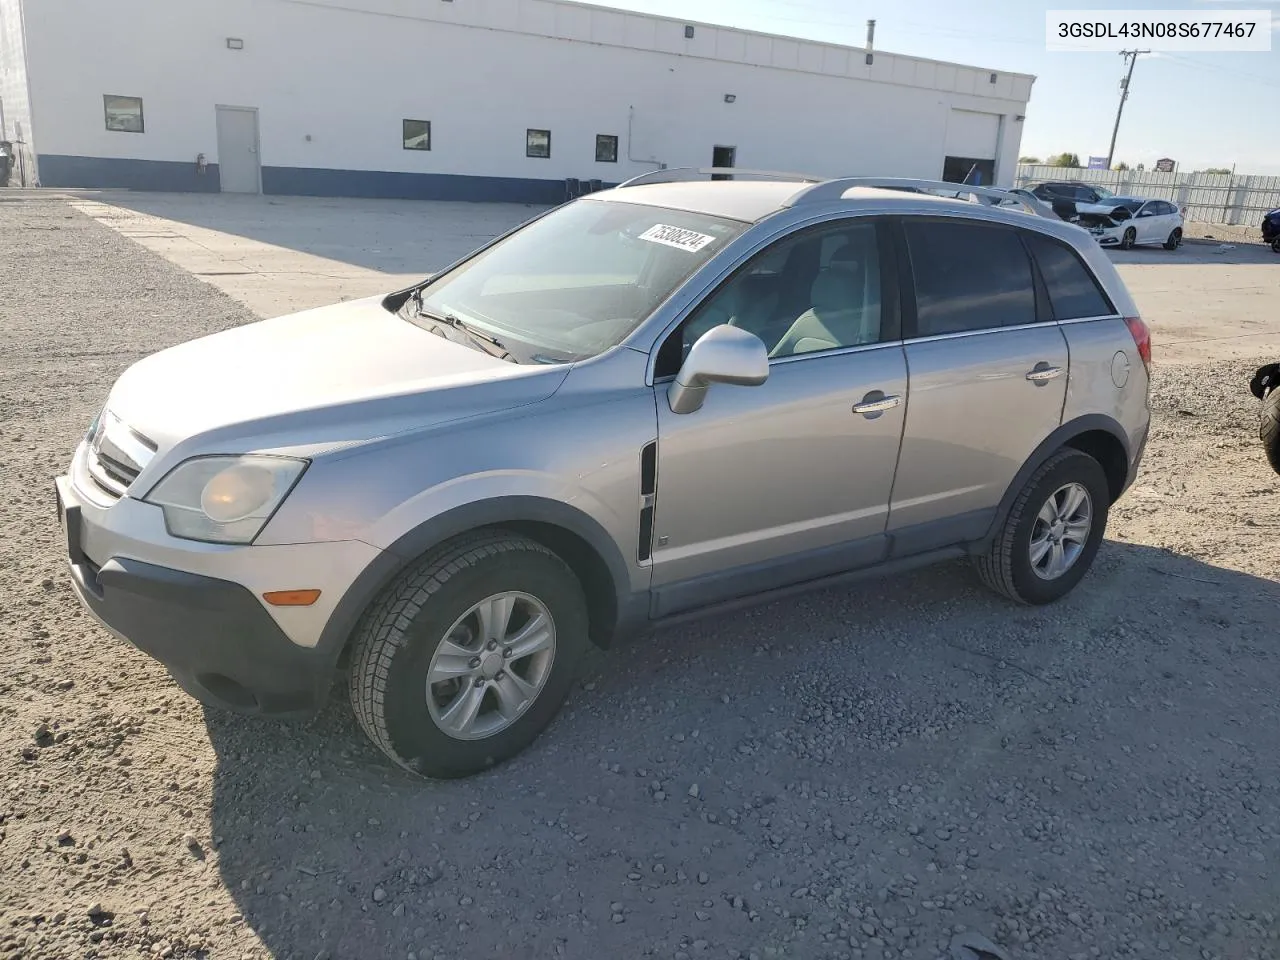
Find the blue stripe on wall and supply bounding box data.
[36,155,611,204]
[38,155,221,192]
[262,166,572,204]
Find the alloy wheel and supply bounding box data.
[425,592,557,740]
[1029,482,1093,580]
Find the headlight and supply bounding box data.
[144,455,308,544]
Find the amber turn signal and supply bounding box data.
[263,589,322,607]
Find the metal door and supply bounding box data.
[215,106,261,194]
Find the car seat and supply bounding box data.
[770,244,880,357]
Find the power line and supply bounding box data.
[1106,49,1149,169]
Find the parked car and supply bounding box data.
[1263,208,1280,252]
[1026,180,1117,219]
[987,187,1064,220]
[1029,180,1116,205]
[55,171,1152,779]
[1250,363,1280,473]
[1074,197,1184,250]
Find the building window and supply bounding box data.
[595,134,618,163]
[403,119,432,151]
[526,128,551,159]
[104,95,144,133]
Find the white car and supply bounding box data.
[1075,197,1184,250]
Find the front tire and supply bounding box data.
[347,531,589,779]
[1163,227,1182,250]
[1121,227,1137,250]
[975,449,1111,605]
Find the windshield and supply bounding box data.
[408,199,747,363]
[1093,186,1115,198]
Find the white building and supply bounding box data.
[0,0,1034,201]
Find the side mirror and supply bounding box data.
[667,325,769,415]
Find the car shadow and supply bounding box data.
[202,539,1280,960]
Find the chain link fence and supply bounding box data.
[1014,165,1280,227]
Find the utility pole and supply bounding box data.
[1106,49,1149,170]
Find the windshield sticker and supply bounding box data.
[637,224,719,253]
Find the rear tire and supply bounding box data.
[1121,227,1137,250]
[1261,388,1280,476]
[347,531,589,779]
[975,449,1111,605]
[1163,227,1182,250]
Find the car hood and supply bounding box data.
[104,295,568,457]
[1075,202,1133,219]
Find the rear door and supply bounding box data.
[886,216,1069,554]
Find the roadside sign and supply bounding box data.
[1087,156,1108,170]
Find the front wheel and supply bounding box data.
[1121,227,1137,250]
[1271,236,1280,254]
[975,449,1111,605]
[1163,227,1182,250]
[347,532,589,779]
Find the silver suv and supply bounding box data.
[55,172,1151,779]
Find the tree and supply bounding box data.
[1049,152,1080,168]
[1113,161,1129,171]
[1202,167,1231,175]
[1018,156,1041,164]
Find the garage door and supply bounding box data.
[943,109,1000,184]
[945,109,1000,159]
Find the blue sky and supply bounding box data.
[602,0,1280,174]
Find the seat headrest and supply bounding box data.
[810,253,864,313]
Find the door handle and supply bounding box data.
[852,392,902,416]
[1025,364,1064,383]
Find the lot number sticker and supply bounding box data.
[638,224,719,253]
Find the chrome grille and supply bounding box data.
[86,411,156,500]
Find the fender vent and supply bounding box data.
[638,440,657,562]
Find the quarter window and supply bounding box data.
[595,134,619,163]
[904,220,1035,335]
[526,128,551,159]
[1021,232,1113,320]
[104,95,144,133]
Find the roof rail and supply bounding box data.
[615,167,824,189]
[783,177,1044,217]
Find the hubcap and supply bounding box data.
[1029,482,1093,581]
[424,592,556,741]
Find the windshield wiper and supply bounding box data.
[411,297,512,360]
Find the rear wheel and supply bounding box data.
[1262,388,1280,475]
[347,531,589,779]
[1163,227,1182,250]
[976,449,1111,605]
[1121,227,1137,250]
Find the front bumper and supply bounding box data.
[56,471,381,717]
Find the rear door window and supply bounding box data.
[1021,231,1114,320]
[903,219,1036,336]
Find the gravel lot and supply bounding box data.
[2,192,1280,960]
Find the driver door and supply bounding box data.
[1134,202,1161,243]
[648,218,908,617]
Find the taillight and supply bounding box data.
[1124,316,1151,371]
